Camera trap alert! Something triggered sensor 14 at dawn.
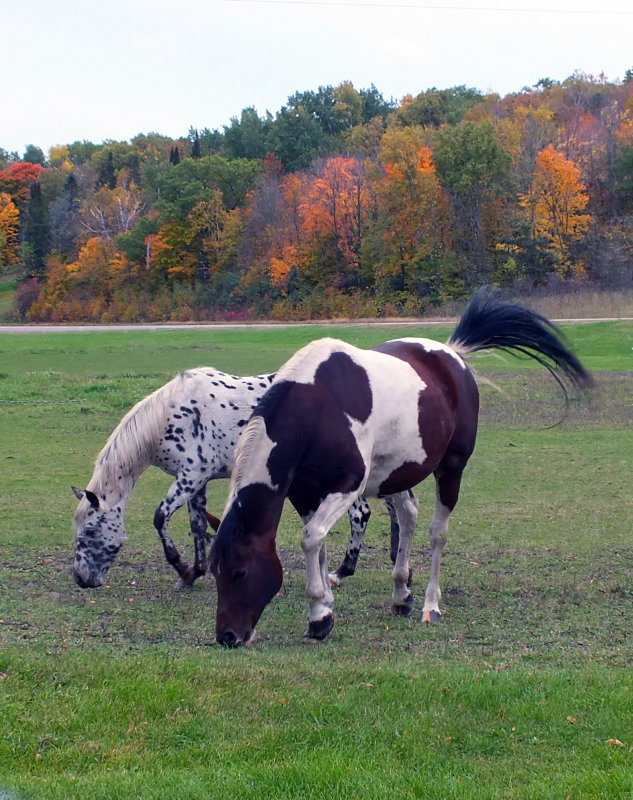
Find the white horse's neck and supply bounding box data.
[87,382,172,507]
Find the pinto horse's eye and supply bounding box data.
[232,568,247,581]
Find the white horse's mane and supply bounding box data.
[88,372,185,496]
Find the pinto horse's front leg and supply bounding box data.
[301,491,359,640]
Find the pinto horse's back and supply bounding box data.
[264,337,478,502]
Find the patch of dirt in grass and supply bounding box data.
[2,530,633,668]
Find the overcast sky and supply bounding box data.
[2,0,632,156]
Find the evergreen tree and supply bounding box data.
[23,144,46,165]
[49,172,81,258]
[359,85,393,122]
[23,181,50,278]
[128,153,142,184]
[97,150,116,188]
[190,129,201,159]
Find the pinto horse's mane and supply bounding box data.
[211,501,243,571]
[88,372,186,496]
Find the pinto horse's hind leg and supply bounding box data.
[389,490,419,615]
[328,497,371,587]
[421,464,464,623]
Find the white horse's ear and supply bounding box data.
[84,490,100,509]
[71,486,100,509]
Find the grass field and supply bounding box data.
[1,321,633,799]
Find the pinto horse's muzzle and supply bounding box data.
[216,628,255,648]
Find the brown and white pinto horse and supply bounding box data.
[210,289,592,647]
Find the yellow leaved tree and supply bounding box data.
[520,144,591,276]
[0,192,20,265]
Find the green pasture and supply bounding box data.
[1,321,633,799]
[0,278,17,319]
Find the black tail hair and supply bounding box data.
[449,287,593,398]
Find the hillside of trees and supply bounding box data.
[2,72,633,322]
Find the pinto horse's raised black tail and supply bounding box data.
[449,287,593,397]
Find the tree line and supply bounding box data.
[2,73,633,322]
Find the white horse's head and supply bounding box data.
[71,486,127,588]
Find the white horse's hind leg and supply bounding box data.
[421,495,450,623]
[328,497,371,586]
[389,491,419,615]
[301,491,359,639]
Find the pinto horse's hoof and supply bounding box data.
[305,614,334,640]
[392,594,414,616]
[328,572,341,588]
[421,609,441,624]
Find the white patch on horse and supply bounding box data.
[273,339,431,497]
[315,343,430,497]
[225,415,279,510]
[273,337,350,386]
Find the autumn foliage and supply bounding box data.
[2,73,633,322]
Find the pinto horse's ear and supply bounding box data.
[71,486,84,501]
[204,510,221,532]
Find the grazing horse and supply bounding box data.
[72,367,390,589]
[210,288,592,647]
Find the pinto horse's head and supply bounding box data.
[71,486,126,588]
[210,503,283,648]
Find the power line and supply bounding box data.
[218,0,633,13]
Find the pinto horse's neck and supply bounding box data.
[224,412,297,513]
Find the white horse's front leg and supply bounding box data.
[389,491,419,615]
[301,492,358,639]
